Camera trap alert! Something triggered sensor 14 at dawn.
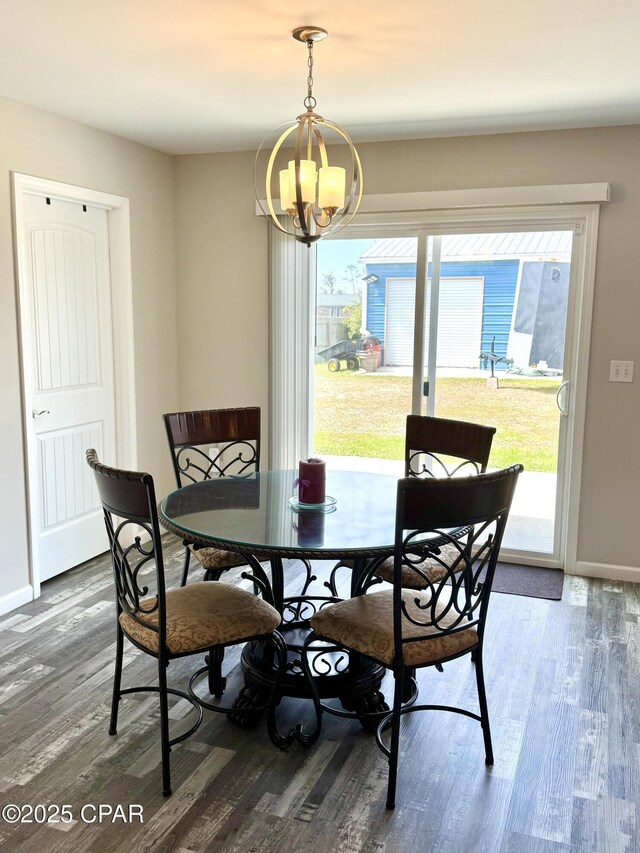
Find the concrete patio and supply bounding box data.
[323,454,556,555]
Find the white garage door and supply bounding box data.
[385,277,485,367]
[385,278,416,366]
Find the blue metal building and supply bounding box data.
[359,233,572,370]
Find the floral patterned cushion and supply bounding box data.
[119,582,280,655]
[373,558,434,588]
[374,542,484,588]
[339,541,483,588]
[310,589,478,667]
[190,545,247,571]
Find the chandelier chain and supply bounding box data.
[304,40,316,111]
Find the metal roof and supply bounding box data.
[359,231,573,263]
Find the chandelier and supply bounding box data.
[254,26,363,247]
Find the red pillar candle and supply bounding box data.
[297,458,326,504]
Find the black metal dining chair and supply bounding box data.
[303,464,522,809]
[327,415,497,596]
[372,414,496,588]
[163,407,261,587]
[404,413,495,478]
[86,449,289,797]
[164,407,262,699]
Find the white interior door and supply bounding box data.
[21,193,116,582]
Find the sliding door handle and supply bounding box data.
[555,380,570,416]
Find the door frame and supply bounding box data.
[311,203,600,573]
[12,173,137,597]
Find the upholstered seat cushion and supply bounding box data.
[310,589,477,667]
[190,544,247,571]
[119,582,280,655]
[337,557,430,588]
[374,542,485,588]
[340,541,483,589]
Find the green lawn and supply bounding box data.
[313,366,561,472]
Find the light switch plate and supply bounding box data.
[610,360,634,382]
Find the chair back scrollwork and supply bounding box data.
[163,408,261,487]
[392,465,522,665]
[86,449,167,645]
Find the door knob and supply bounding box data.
[32,409,50,418]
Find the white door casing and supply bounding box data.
[22,194,116,583]
[12,173,136,603]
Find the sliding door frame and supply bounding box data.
[312,203,599,573]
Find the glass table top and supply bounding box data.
[159,469,401,557]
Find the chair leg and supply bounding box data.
[201,566,227,696]
[299,632,324,747]
[474,648,493,765]
[204,568,225,582]
[464,571,473,614]
[266,632,302,748]
[180,545,191,587]
[158,657,172,797]
[386,665,405,810]
[109,623,124,736]
[207,646,226,698]
[402,666,416,701]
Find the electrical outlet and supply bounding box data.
[609,360,634,382]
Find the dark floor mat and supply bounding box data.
[491,562,564,600]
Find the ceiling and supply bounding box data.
[1,0,639,155]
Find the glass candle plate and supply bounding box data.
[288,495,337,513]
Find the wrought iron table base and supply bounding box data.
[228,625,389,732]
[189,555,401,735]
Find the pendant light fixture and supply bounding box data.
[254,26,363,247]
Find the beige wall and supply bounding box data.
[175,125,640,569]
[0,95,178,600]
[174,151,270,421]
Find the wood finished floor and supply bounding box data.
[0,541,638,853]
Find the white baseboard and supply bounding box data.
[0,585,34,617]
[575,560,640,584]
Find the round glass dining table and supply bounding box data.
[159,469,402,726]
[160,468,401,561]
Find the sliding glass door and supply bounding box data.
[423,230,573,560]
[312,224,578,567]
[313,236,417,473]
